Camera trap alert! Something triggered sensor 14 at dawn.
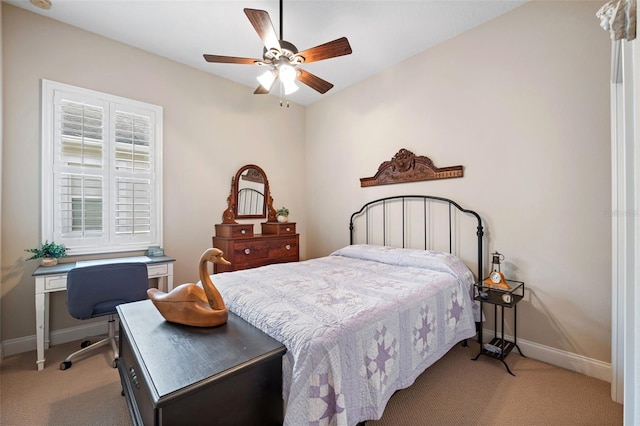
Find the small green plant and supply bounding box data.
[25,241,68,260]
[276,207,289,217]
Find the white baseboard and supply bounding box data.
[482,328,612,382]
[1,322,107,359]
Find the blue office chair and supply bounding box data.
[60,262,149,370]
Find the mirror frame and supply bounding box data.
[222,164,276,224]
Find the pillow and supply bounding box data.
[331,244,470,277]
[331,244,480,321]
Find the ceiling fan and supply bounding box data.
[203,0,352,96]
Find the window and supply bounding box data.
[41,80,163,255]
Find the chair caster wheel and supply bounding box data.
[60,361,72,370]
[121,388,125,396]
[80,340,91,348]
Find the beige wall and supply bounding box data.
[1,1,614,366]
[1,4,306,341]
[305,1,612,362]
[0,1,3,347]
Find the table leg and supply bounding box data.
[44,292,50,350]
[166,264,174,291]
[35,290,46,371]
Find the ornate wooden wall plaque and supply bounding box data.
[360,149,463,187]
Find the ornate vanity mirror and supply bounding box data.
[222,164,276,224]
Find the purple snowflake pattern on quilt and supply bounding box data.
[364,324,398,388]
[448,289,463,324]
[412,304,434,355]
[309,372,344,426]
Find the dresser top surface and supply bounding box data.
[213,233,298,239]
[117,300,286,401]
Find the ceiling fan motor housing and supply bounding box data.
[263,40,302,64]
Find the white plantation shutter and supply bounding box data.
[54,95,108,248]
[114,178,151,235]
[62,174,103,235]
[42,80,163,255]
[111,107,153,244]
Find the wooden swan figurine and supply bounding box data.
[147,248,231,327]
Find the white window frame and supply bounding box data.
[41,79,163,255]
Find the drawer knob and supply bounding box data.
[286,227,291,232]
[285,244,291,250]
[240,229,246,235]
[244,248,251,255]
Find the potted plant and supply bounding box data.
[25,241,68,266]
[276,207,290,223]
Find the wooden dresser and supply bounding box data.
[117,299,286,426]
[213,222,299,273]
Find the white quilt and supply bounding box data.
[209,245,477,426]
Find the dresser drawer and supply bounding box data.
[261,222,296,235]
[268,237,298,258]
[231,239,271,261]
[215,223,254,238]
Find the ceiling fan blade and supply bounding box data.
[203,54,260,65]
[244,8,281,52]
[296,37,352,64]
[297,68,334,94]
[254,84,271,95]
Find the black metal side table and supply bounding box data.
[472,279,526,376]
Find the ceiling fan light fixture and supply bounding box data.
[278,62,299,94]
[282,78,299,95]
[278,63,297,84]
[257,69,277,91]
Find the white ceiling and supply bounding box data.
[6,0,527,106]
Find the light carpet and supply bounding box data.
[1,338,622,425]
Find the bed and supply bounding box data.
[209,195,484,426]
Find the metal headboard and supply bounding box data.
[349,195,484,280]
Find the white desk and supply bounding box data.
[32,255,175,371]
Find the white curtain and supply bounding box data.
[597,0,637,40]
